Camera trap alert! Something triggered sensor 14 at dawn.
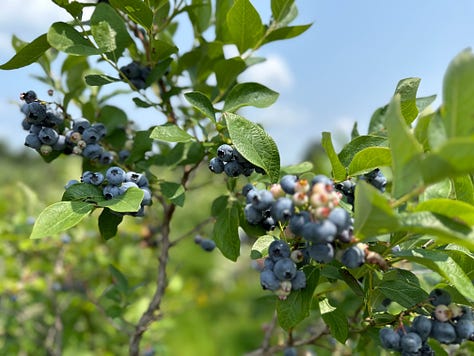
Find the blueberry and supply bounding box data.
[429,288,451,306]
[224,160,244,177]
[291,270,306,290]
[106,166,126,185]
[379,327,401,351]
[268,240,291,261]
[82,143,103,160]
[250,190,274,211]
[327,207,351,234]
[283,347,297,356]
[261,216,276,231]
[21,90,37,103]
[263,258,274,270]
[103,184,122,199]
[82,127,100,144]
[24,133,42,149]
[271,197,294,222]
[52,135,67,151]
[400,332,422,353]
[125,171,149,187]
[64,179,79,189]
[308,243,335,264]
[280,175,298,194]
[140,187,152,206]
[199,238,216,252]
[455,319,474,340]
[217,144,234,162]
[72,118,91,133]
[301,220,337,243]
[260,269,280,291]
[430,320,457,344]
[38,127,59,145]
[99,151,114,165]
[273,258,297,281]
[289,211,311,236]
[412,315,432,341]
[341,245,365,269]
[244,204,263,225]
[118,149,130,162]
[241,183,256,197]
[209,157,225,173]
[311,174,333,187]
[27,101,47,123]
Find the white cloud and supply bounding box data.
[240,54,295,92]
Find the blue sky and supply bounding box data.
[1,1,474,165]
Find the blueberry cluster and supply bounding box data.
[194,235,216,252]
[20,90,117,164]
[209,144,265,177]
[119,61,151,90]
[67,166,151,216]
[379,289,474,355]
[259,240,306,300]
[335,168,388,206]
[244,174,366,269]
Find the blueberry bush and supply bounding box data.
[1,0,474,355]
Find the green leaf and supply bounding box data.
[132,97,153,108]
[354,181,400,239]
[271,0,295,23]
[368,106,388,135]
[415,198,474,226]
[47,22,100,56]
[224,112,280,182]
[184,91,216,121]
[159,182,185,207]
[386,95,423,198]
[347,147,392,176]
[250,235,276,259]
[0,34,50,70]
[186,0,212,33]
[338,135,388,167]
[52,0,84,17]
[223,82,279,112]
[226,0,265,53]
[146,57,173,86]
[62,182,103,202]
[214,56,247,92]
[421,137,474,184]
[394,249,474,300]
[321,132,346,182]
[280,161,313,176]
[276,266,319,330]
[99,208,123,240]
[97,187,144,213]
[398,211,474,251]
[320,300,349,343]
[394,77,421,124]
[150,39,178,62]
[416,94,437,113]
[85,74,120,86]
[452,175,474,205]
[264,24,312,44]
[442,48,474,138]
[90,3,132,57]
[30,201,94,239]
[377,278,428,308]
[108,264,129,294]
[109,0,153,30]
[150,123,195,143]
[212,199,240,261]
[98,105,128,131]
[427,112,447,150]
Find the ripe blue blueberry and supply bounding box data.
[209,157,225,173]
[308,243,334,264]
[250,189,274,211]
[283,347,297,356]
[291,270,306,290]
[73,118,91,133]
[430,320,457,344]
[24,133,42,149]
[242,183,256,197]
[82,143,103,160]
[268,240,291,261]
[82,127,100,144]
[273,258,297,281]
[328,207,351,234]
[429,288,451,306]
[400,332,422,353]
[27,102,47,123]
[260,269,280,291]
[106,166,126,185]
[199,238,216,252]
[412,315,432,341]
[311,174,333,188]
[52,135,67,151]
[280,175,298,194]
[341,245,365,269]
[103,184,122,200]
[455,319,474,340]
[289,211,311,236]
[125,171,149,187]
[301,220,337,243]
[379,327,401,351]
[99,151,114,165]
[271,197,294,222]
[140,187,152,206]
[224,160,244,177]
[217,144,234,162]
[38,127,59,145]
